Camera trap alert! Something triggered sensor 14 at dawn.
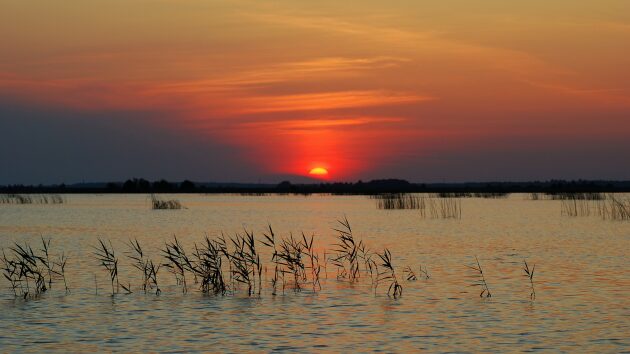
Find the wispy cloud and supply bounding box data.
[230,90,434,114]
[143,56,409,95]
[241,116,405,131]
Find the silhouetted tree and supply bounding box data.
[180,180,195,191]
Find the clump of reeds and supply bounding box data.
[1,238,68,299]
[376,248,402,298]
[162,235,193,293]
[373,193,425,210]
[228,230,263,296]
[523,259,536,300]
[126,239,161,295]
[596,194,630,221]
[438,192,472,198]
[331,217,362,282]
[301,233,322,291]
[0,194,64,204]
[192,235,228,295]
[561,198,591,217]
[426,197,462,219]
[276,233,306,293]
[150,194,182,210]
[466,256,491,297]
[93,238,131,295]
[473,192,509,199]
[547,192,604,200]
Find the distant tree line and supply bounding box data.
[1,178,630,194]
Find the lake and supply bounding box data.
[0,194,628,352]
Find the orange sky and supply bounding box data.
[1,0,629,182]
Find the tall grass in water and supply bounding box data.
[373,194,462,219]
[373,193,425,209]
[0,194,64,204]
[529,192,605,201]
[523,260,536,300]
[426,197,462,219]
[376,249,402,298]
[150,194,182,210]
[192,235,228,295]
[467,256,491,297]
[93,239,131,295]
[597,194,630,221]
[560,198,592,217]
[559,193,629,220]
[261,226,324,294]
[331,216,363,282]
[1,238,69,299]
[126,239,161,295]
[162,236,193,293]
[228,230,263,296]
[547,192,605,200]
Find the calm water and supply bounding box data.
[0,194,628,352]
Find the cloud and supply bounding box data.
[229,90,434,114]
[240,116,405,131]
[143,56,409,95]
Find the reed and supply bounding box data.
[1,238,68,299]
[376,248,402,298]
[403,266,417,281]
[162,235,193,293]
[560,198,591,217]
[261,225,281,295]
[227,230,262,296]
[276,233,306,293]
[150,194,182,210]
[419,264,430,279]
[126,238,161,295]
[426,197,462,219]
[191,235,228,295]
[0,194,64,204]
[93,238,131,295]
[547,192,605,200]
[472,192,509,199]
[301,232,322,292]
[523,259,536,300]
[466,256,491,297]
[331,216,362,282]
[373,193,425,210]
[596,194,630,221]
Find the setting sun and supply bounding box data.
[309,167,329,176]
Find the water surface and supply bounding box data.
[0,194,628,352]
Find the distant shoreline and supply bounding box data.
[2,179,630,194]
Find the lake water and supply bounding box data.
[0,194,628,352]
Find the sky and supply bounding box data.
[1,0,630,184]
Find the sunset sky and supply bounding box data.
[1,0,629,184]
